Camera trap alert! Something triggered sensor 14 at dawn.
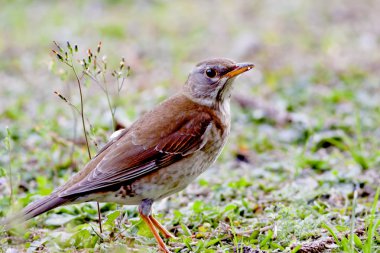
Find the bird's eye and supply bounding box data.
[205,68,217,78]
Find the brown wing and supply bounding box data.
[59,112,213,197]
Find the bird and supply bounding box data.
[1,58,254,252]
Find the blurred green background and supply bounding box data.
[1,0,379,130]
[1,1,379,252]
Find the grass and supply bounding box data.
[1,1,380,252]
[322,187,380,252]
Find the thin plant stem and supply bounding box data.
[53,42,130,234]
[97,201,102,233]
[101,72,116,131]
[70,106,77,169]
[5,127,13,205]
[69,59,103,234]
[83,69,117,131]
[70,62,92,160]
[350,185,358,251]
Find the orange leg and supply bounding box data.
[150,215,176,239]
[139,211,170,253]
[138,199,171,253]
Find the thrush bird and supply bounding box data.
[2,58,254,252]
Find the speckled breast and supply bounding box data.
[93,120,230,205]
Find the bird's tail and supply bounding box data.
[1,194,70,228]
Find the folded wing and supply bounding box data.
[59,112,213,197]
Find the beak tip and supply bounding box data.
[238,63,255,68]
[235,62,255,71]
[224,62,255,78]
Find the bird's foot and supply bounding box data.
[149,215,177,239]
[139,200,173,252]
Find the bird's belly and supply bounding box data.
[90,141,225,205]
[134,150,217,200]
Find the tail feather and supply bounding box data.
[1,194,70,228]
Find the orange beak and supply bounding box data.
[224,62,255,78]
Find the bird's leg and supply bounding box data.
[140,214,169,252]
[138,199,170,253]
[149,215,176,239]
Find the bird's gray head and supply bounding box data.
[183,58,254,108]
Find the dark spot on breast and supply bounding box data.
[116,184,135,198]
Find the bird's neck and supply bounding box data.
[216,99,231,130]
[181,91,231,125]
[218,99,231,118]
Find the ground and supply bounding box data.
[0,1,379,252]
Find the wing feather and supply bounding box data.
[59,112,213,197]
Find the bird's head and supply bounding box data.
[183,58,254,108]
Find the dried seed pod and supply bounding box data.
[97,41,102,53]
[53,41,64,52]
[54,91,68,102]
[52,50,64,61]
[67,41,73,54]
